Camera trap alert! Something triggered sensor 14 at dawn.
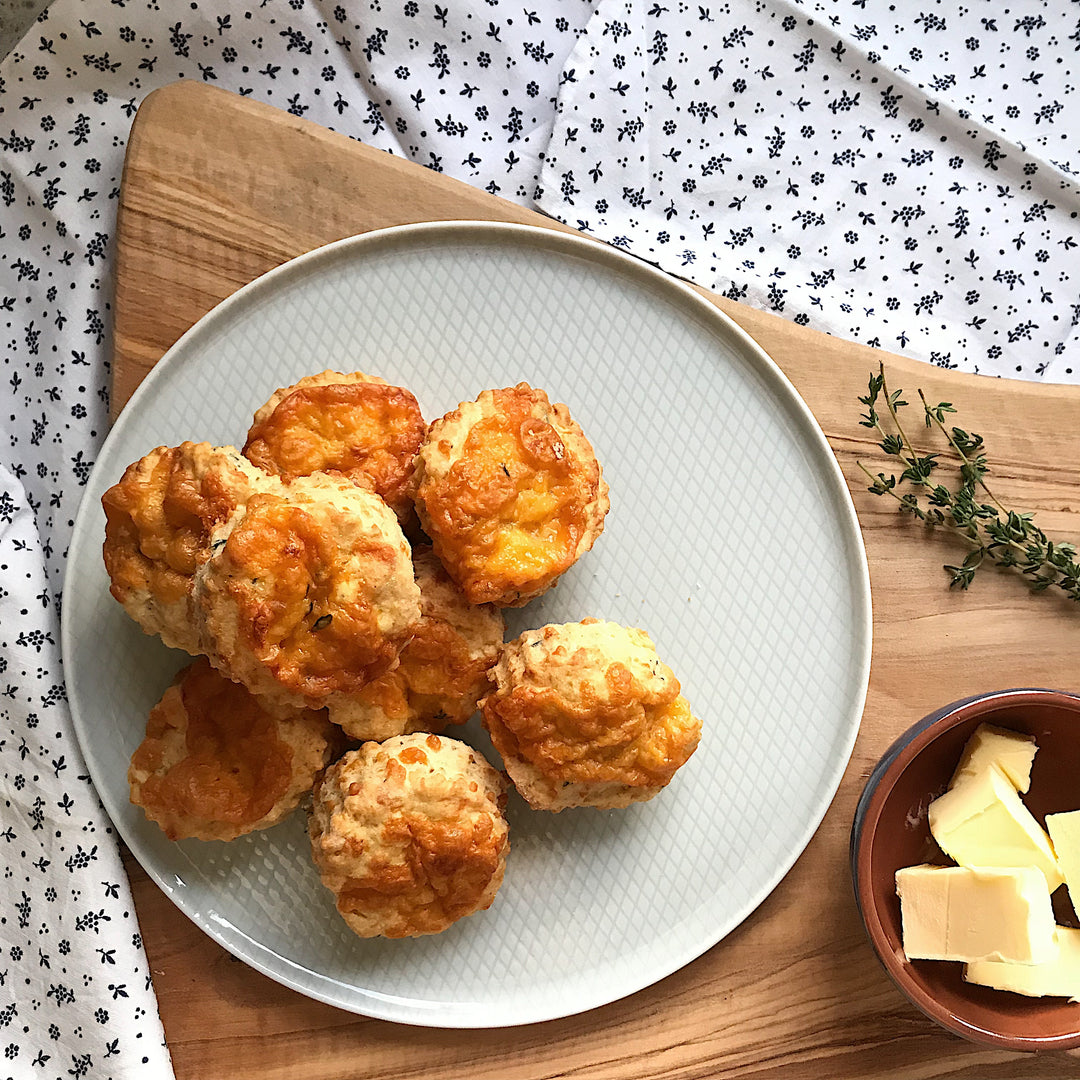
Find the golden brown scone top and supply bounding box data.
[414,383,609,607]
[480,618,701,811]
[247,369,388,427]
[101,442,273,654]
[309,734,510,938]
[193,471,421,717]
[243,369,425,524]
[129,657,339,842]
[331,546,505,742]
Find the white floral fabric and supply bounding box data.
[538,0,1080,381]
[1,0,1078,1075]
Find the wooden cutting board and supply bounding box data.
[112,81,1080,1078]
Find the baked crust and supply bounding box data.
[414,383,609,607]
[243,370,424,524]
[101,442,273,653]
[332,546,505,741]
[247,369,389,427]
[480,618,701,811]
[129,657,338,841]
[193,471,421,718]
[309,734,510,938]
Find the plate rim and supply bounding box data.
[63,219,873,1028]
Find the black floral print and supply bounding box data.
[538,0,1080,381]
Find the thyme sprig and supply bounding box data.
[857,363,1080,600]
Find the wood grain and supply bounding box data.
[112,81,1080,1078]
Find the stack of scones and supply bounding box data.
[103,370,701,938]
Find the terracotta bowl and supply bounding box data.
[851,688,1080,1050]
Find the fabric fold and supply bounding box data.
[0,463,172,1077]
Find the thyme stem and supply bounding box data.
[917,387,1007,517]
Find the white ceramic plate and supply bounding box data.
[63,221,872,1028]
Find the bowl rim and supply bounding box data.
[851,687,1080,1051]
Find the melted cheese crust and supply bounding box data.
[194,473,421,710]
[415,383,609,607]
[244,376,425,522]
[481,619,701,810]
[309,734,509,938]
[128,657,337,841]
[333,547,505,741]
[101,442,272,652]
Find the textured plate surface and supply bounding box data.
[63,221,872,1027]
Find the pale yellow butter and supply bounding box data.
[950,722,1038,793]
[928,765,1064,891]
[1046,810,1080,915]
[965,926,1080,1000]
[895,864,1058,964]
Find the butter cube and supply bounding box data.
[895,864,1058,964]
[928,765,1063,891]
[950,723,1038,793]
[1046,810,1080,913]
[966,926,1080,1000]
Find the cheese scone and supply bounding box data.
[193,471,421,719]
[480,619,701,811]
[309,734,510,938]
[414,383,609,607]
[332,546,505,742]
[243,369,425,525]
[129,657,338,842]
[102,442,274,654]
